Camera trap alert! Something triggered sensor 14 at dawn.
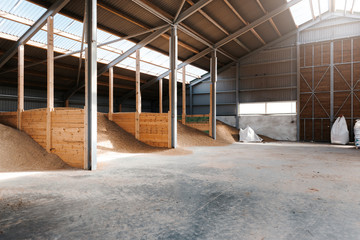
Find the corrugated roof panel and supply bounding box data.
[9,0,46,21]
[272,10,296,35]
[254,22,279,43]
[182,11,226,43]
[238,31,263,50]
[202,0,243,34]
[0,18,29,37]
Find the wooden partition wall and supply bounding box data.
[111,112,171,148]
[181,114,210,134]
[0,107,85,168]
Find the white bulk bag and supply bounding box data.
[331,116,349,145]
[239,126,263,142]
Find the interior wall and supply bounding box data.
[217,115,297,141]
[299,17,360,142]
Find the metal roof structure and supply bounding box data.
[0,0,359,101]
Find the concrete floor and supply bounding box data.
[1,142,360,240]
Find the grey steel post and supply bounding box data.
[351,39,354,140]
[211,49,217,139]
[330,41,334,125]
[170,25,178,148]
[296,30,301,141]
[235,61,240,129]
[189,85,193,114]
[85,0,97,170]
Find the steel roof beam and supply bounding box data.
[175,0,213,24]
[256,0,282,36]
[133,0,237,61]
[214,0,301,49]
[174,0,186,21]
[64,25,169,100]
[118,0,301,102]
[0,0,70,69]
[223,0,266,45]
[185,0,250,53]
[131,0,173,24]
[98,25,169,76]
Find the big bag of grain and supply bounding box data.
[331,116,349,145]
[354,119,360,148]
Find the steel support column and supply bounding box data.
[330,41,334,125]
[235,61,240,129]
[210,49,217,139]
[17,45,24,130]
[296,31,301,141]
[84,0,97,170]
[189,85,193,115]
[108,67,113,120]
[169,25,178,148]
[46,16,54,153]
[159,78,163,113]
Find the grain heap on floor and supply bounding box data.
[0,124,70,172]
[97,113,161,155]
[177,120,238,147]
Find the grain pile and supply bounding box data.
[177,120,238,147]
[97,113,160,154]
[0,124,70,172]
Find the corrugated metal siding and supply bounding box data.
[239,45,297,103]
[191,65,237,116]
[300,17,360,44]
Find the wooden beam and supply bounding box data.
[17,45,24,130]
[108,67,113,120]
[46,16,54,153]
[182,66,186,124]
[159,78,163,113]
[135,49,141,140]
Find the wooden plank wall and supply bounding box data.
[184,114,210,134]
[0,112,18,128]
[0,108,85,168]
[139,113,169,148]
[22,109,47,148]
[51,108,85,168]
[111,112,170,148]
[111,112,136,135]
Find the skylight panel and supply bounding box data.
[0,0,210,83]
[319,0,329,13]
[287,0,313,26]
[353,0,360,12]
[312,0,320,16]
[335,0,346,10]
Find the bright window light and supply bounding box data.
[240,103,266,115]
[240,101,296,115]
[266,101,296,114]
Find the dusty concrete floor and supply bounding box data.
[0,142,360,240]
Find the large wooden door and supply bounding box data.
[300,38,360,142]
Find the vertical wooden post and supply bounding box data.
[17,45,24,130]
[108,67,113,121]
[46,16,54,153]
[118,104,122,112]
[135,49,141,140]
[182,66,186,124]
[65,99,69,107]
[159,78,163,113]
